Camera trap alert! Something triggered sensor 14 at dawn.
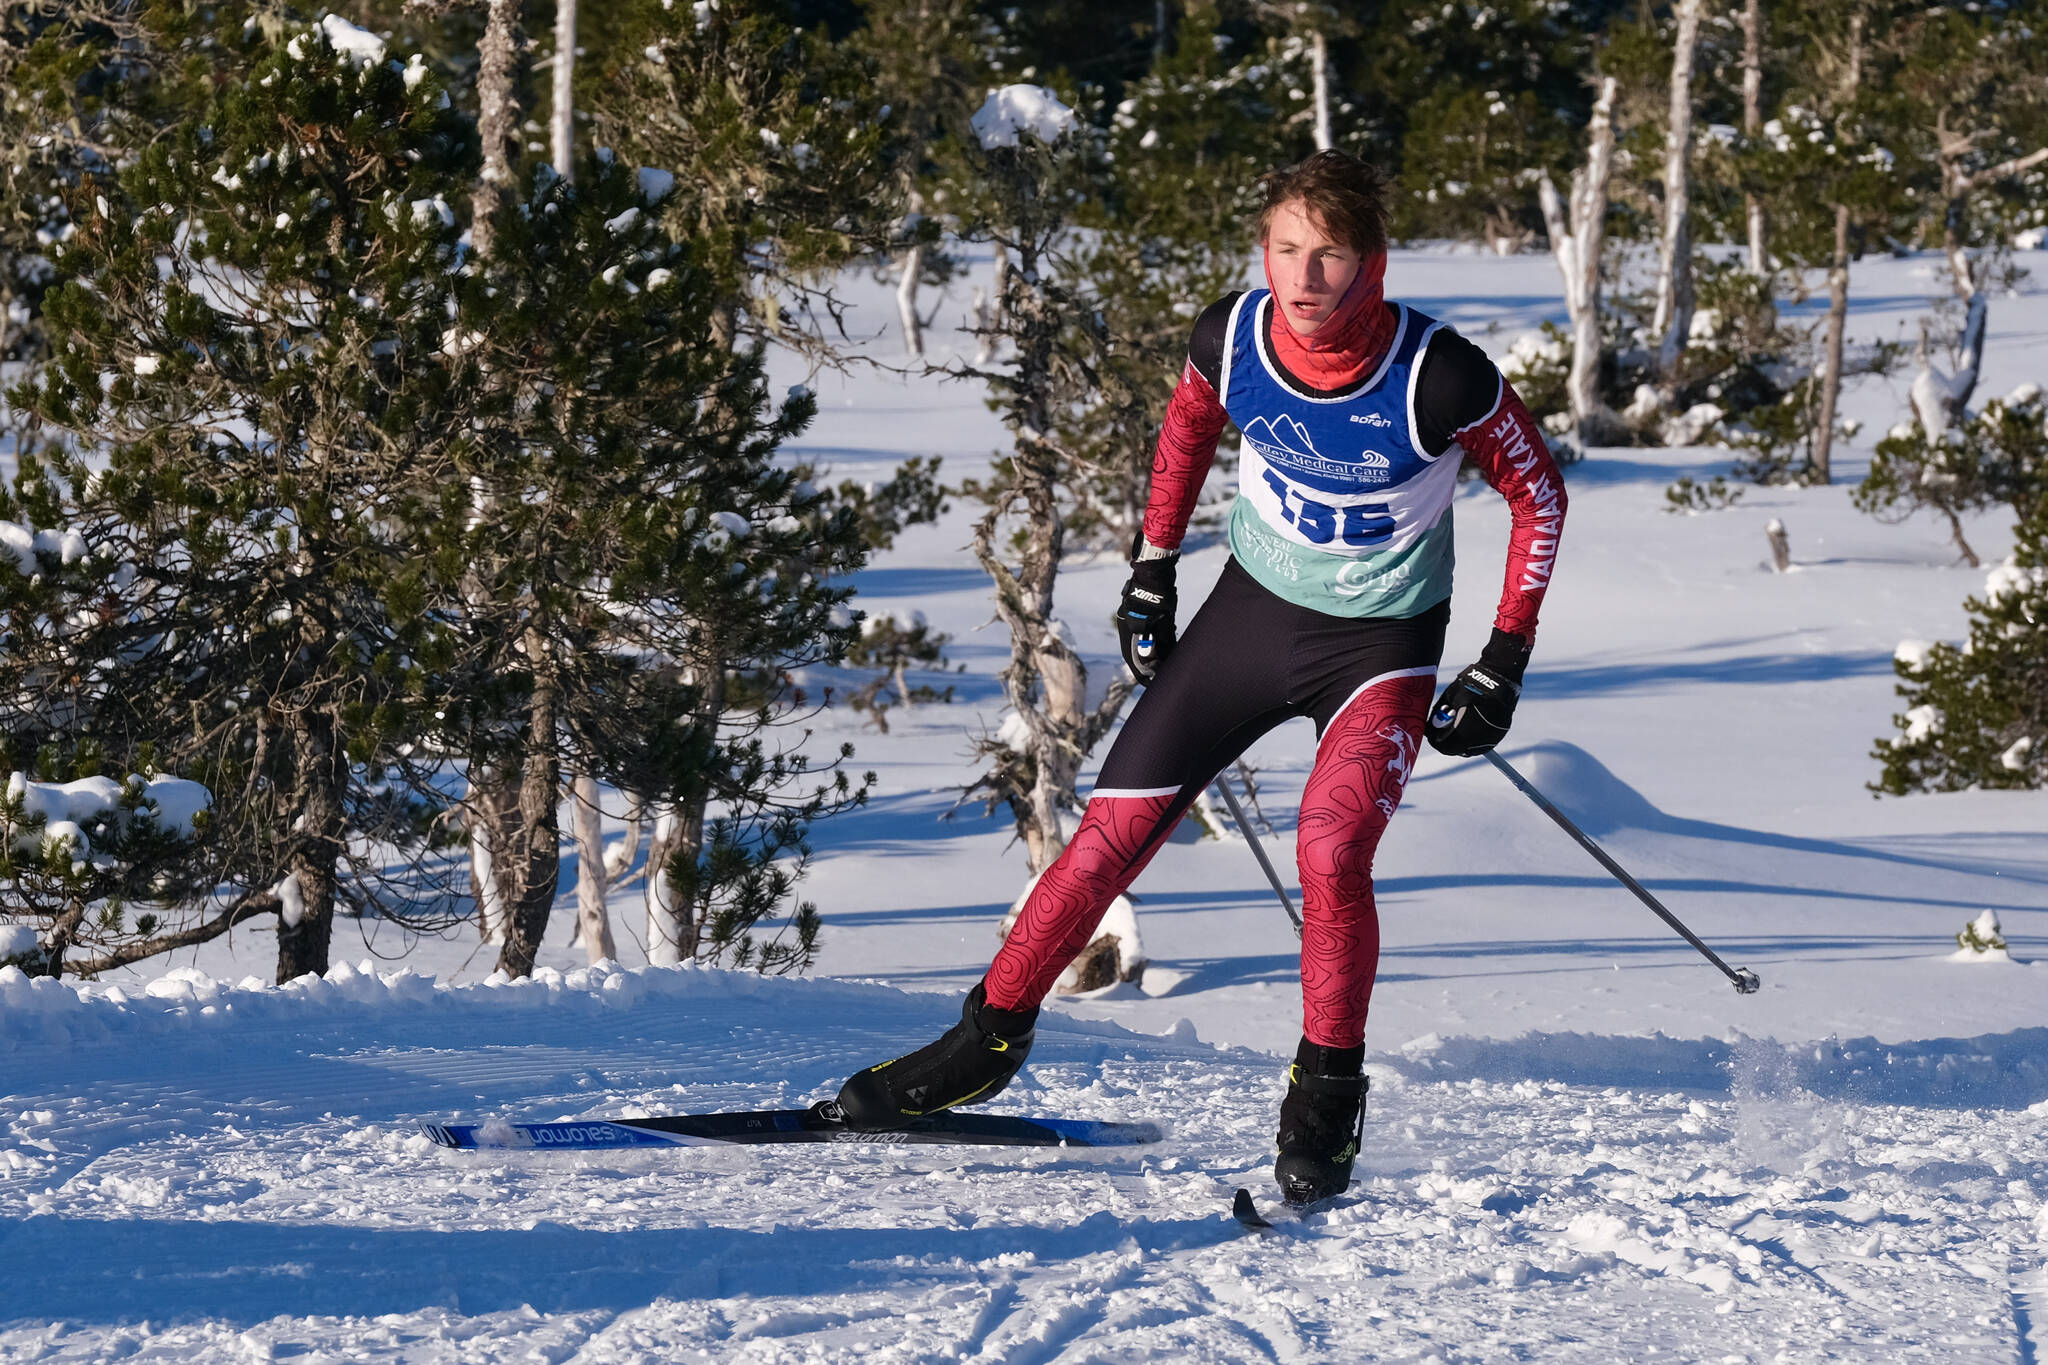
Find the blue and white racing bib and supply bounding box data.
[1221,292,1460,618]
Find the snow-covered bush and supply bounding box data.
[1854,385,2048,567]
[1873,508,2048,794]
[1662,475,1742,514]
[845,610,958,731]
[1952,909,2009,960]
[0,768,212,976]
[1501,326,1573,438]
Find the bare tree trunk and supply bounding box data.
[551,0,576,182]
[976,247,1008,366]
[896,243,925,358]
[277,714,345,983]
[1536,74,1620,446]
[1653,0,1702,386]
[646,666,723,964]
[1810,201,1851,485]
[1309,30,1333,152]
[494,635,563,979]
[571,770,615,964]
[1741,0,1769,277]
[1931,138,2047,421]
[1809,13,1863,485]
[604,794,643,881]
[644,807,684,965]
[467,770,516,943]
[971,236,1133,875]
[471,0,523,262]
[32,900,87,979]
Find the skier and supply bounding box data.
[835,150,1568,1205]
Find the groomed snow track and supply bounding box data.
[2,963,2044,1362]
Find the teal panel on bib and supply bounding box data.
[1229,497,1456,619]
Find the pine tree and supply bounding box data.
[1881,3,2048,432]
[1062,4,1279,551]
[427,149,874,976]
[589,0,906,352]
[1855,385,2048,567]
[1874,498,2048,794]
[1746,0,1905,483]
[1360,0,1626,247]
[3,12,474,982]
[0,760,213,978]
[947,84,1137,874]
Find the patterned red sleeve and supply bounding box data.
[1455,379,1567,641]
[1139,363,1231,552]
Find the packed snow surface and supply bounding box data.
[2,244,2045,1359]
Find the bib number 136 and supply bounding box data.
[1262,470,1395,546]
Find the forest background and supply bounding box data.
[0,0,2042,991]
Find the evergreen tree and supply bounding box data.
[1881,2,2048,430]
[0,761,212,977]
[1874,498,2048,793]
[1856,384,2048,567]
[428,150,873,976]
[1744,0,1904,483]
[589,0,906,351]
[854,0,988,358]
[948,84,1137,874]
[1358,0,1627,244]
[1062,5,1280,551]
[3,12,473,982]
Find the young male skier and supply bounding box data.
[834,150,1568,1205]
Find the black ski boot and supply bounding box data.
[1273,1038,1369,1207]
[835,981,1038,1131]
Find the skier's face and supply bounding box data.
[1263,199,1364,336]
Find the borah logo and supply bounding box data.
[1350,412,1393,427]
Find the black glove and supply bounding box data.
[1425,628,1532,756]
[1115,548,1179,683]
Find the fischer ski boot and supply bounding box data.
[1273,1038,1369,1207]
[835,981,1038,1131]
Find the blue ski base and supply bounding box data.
[421,1105,1163,1152]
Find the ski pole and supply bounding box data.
[1478,748,1760,994]
[1212,777,1302,937]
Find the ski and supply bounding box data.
[1232,1185,1351,1231]
[1231,1187,1277,1233]
[420,1103,1162,1152]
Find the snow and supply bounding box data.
[3,243,2046,1361]
[0,923,36,962]
[0,519,86,574]
[3,773,211,864]
[1985,555,2045,605]
[275,872,305,928]
[1902,703,1942,742]
[636,167,677,204]
[970,84,1077,150]
[316,14,387,67]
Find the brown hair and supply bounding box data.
[1256,150,1391,258]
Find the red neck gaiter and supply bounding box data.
[1262,250,1394,391]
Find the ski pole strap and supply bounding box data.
[1481,749,1761,995]
[1214,778,1302,936]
